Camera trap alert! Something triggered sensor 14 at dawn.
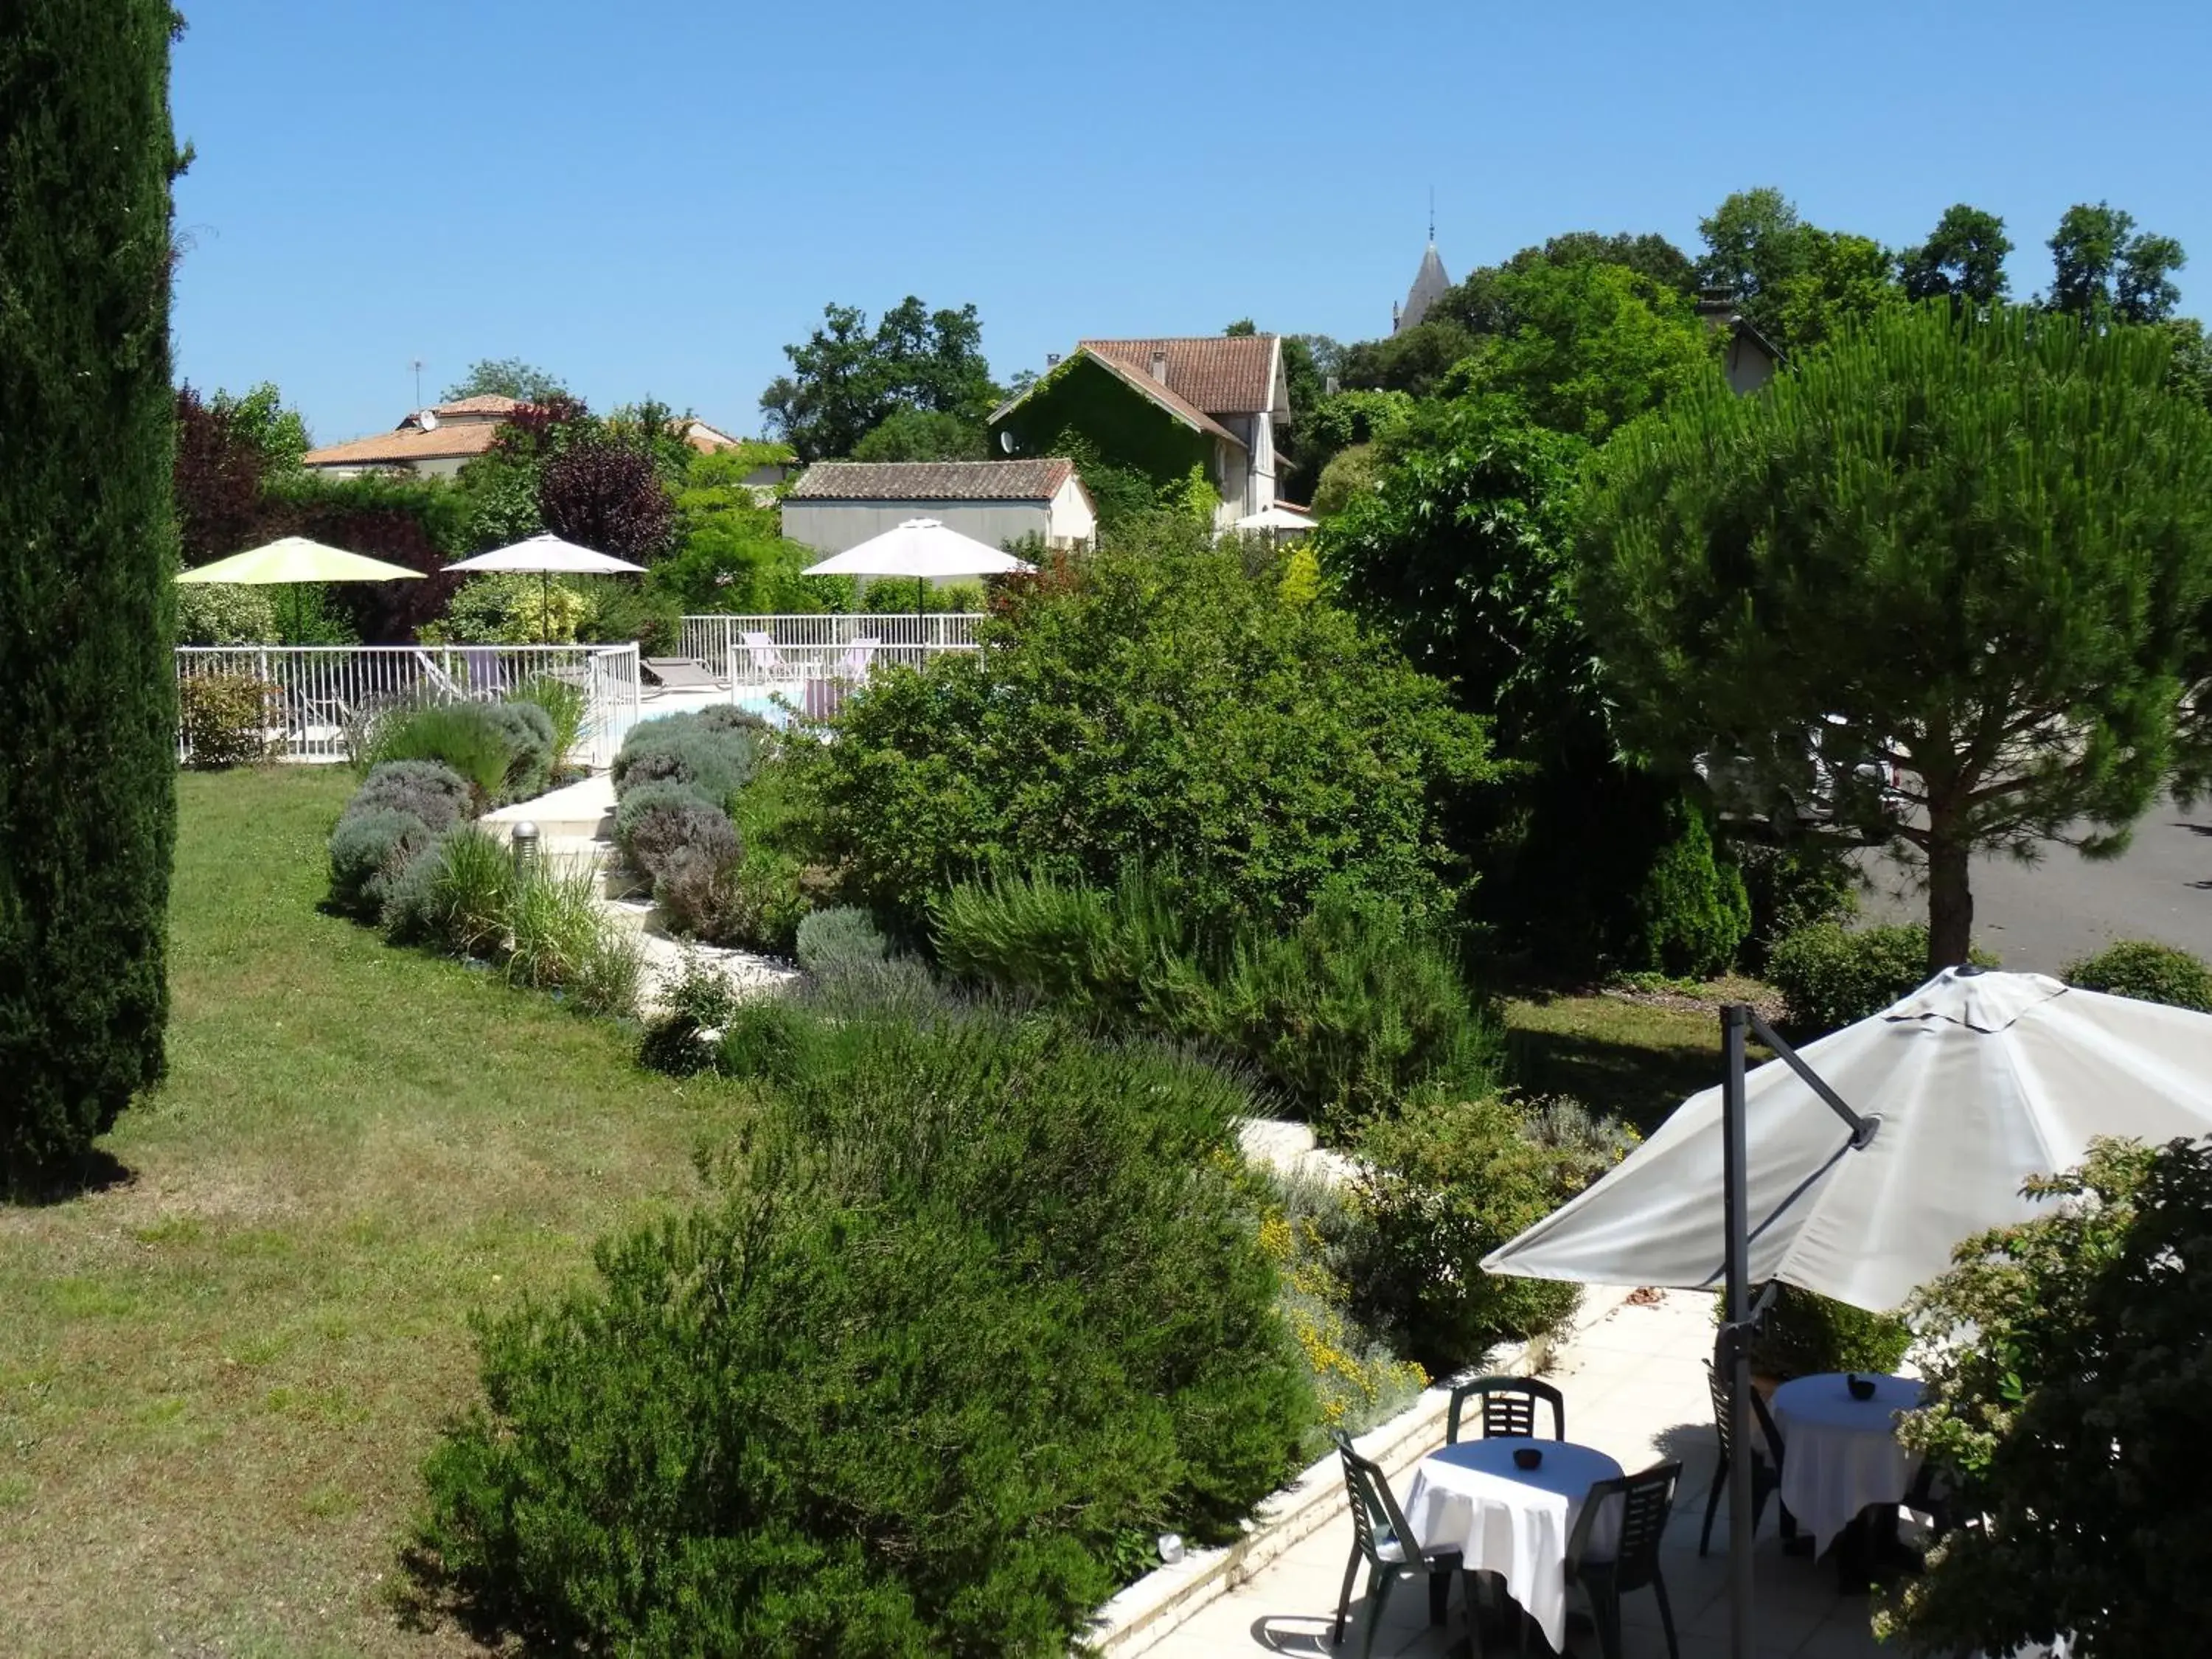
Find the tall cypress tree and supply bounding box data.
[0,1,181,1186]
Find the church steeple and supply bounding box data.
[1394,204,1451,335]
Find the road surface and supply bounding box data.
[1854,795,2212,973]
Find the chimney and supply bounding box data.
[1045,352,1061,368]
[1150,349,1169,384]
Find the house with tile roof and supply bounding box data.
[781,459,1095,556]
[988,334,1291,532]
[302,394,524,479]
[305,400,780,484]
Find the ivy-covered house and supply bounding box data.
[989,335,1292,532]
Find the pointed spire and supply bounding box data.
[1394,205,1451,335]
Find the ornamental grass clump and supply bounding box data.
[414,1006,1311,1654]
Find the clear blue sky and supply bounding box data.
[173,0,2212,449]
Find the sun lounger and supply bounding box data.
[641,656,722,692]
[737,631,790,677]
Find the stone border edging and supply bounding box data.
[1079,1281,1638,1658]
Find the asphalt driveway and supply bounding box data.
[1855,794,2212,973]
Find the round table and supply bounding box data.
[1402,1438,1624,1652]
[1770,1372,1924,1555]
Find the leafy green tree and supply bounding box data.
[207,380,310,471]
[1885,1135,2212,1659]
[2047,201,2186,323]
[1455,260,1716,441]
[760,296,999,462]
[1696,188,1901,355]
[1336,316,1478,397]
[846,406,989,463]
[1318,392,1696,968]
[1901,204,2013,304]
[1579,302,2212,970]
[651,449,836,613]
[442,357,567,403]
[1437,231,1697,335]
[804,518,1496,936]
[0,0,181,1186]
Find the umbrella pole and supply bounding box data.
[543,570,552,646]
[1721,1004,1756,1659]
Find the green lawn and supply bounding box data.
[1500,979,1773,1134]
[0,768,737,1658]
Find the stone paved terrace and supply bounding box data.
[1144,1290,1891,1659]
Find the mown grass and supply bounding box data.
[1500,979,1774,1135]
[0,767,737,1658]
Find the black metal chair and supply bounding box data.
[1567,1461,1684,1659]
[1699,1359,1790,1556]
[1445,1375,1567,1444]
[1328,1429,1464,1658]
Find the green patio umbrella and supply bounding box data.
[177,536,422,638]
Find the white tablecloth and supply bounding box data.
[1771,1372,1924,1554]
[1402,1439,1624,1652]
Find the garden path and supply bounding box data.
[1144,1290,1891,1659]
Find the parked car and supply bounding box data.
[1695,717,1905,833]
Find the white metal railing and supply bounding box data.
[678,612,983,669]
[175,642,641,768]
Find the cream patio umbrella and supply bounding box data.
[801,517,1035,615]
[444,533,648,642]
[1480,966,2212,1659]
[177,536,423,637]
[1233,502,1316,538]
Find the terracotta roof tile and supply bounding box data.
[786,459,1077,502]
[1079,335,1279,414]
[303,422,505,467]
[431,394,524,417]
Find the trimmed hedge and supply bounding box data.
[1767,922,1995,1034]
[2062,939,2212,1012]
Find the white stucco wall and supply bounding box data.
[1046,476,1096,543]
[782,499,1056,556]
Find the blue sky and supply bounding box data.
[173,0,2212,448]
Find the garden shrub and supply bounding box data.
[1257,1168,1427,1456]
[509,673,588,775]
[378,835,448,945]
[1345,1093,1618,1372]
[346,759,473,836]
[934,866,1497,1124]
[616,780,741,879]
[1627,798,1751,978]
[507,864,640,1015]
[1767,922,1997,1033]
[178,672,279,768]
[1209,883,1500,1124]
[807,528,1495,936]
[175,582,277,645]
[479,700,556,801]
[421,826,515,957]
[2062,939,2212,1012]
[328,807,437,922]
[360,700,515,807]
[1733,838,1857,971]
[417,1008,1311,1655]
[638,950,746,1076]
[794,905,892,978]
[610,712,765,807]
[1737,1283,1912,1380]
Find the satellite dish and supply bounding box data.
[417,408,439,431]
[998,429,1015,454]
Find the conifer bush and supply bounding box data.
[0,0,181,1183]
[415,1007,1310,1654]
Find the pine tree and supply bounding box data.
[0,1,181,1186]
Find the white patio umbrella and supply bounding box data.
[1233,502,1316,536]
[178,536,422,638]
[1482,967,2212,1311]
[801,518,1035,614]
[1481,965,2212,1659]
[445,533,647,641]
